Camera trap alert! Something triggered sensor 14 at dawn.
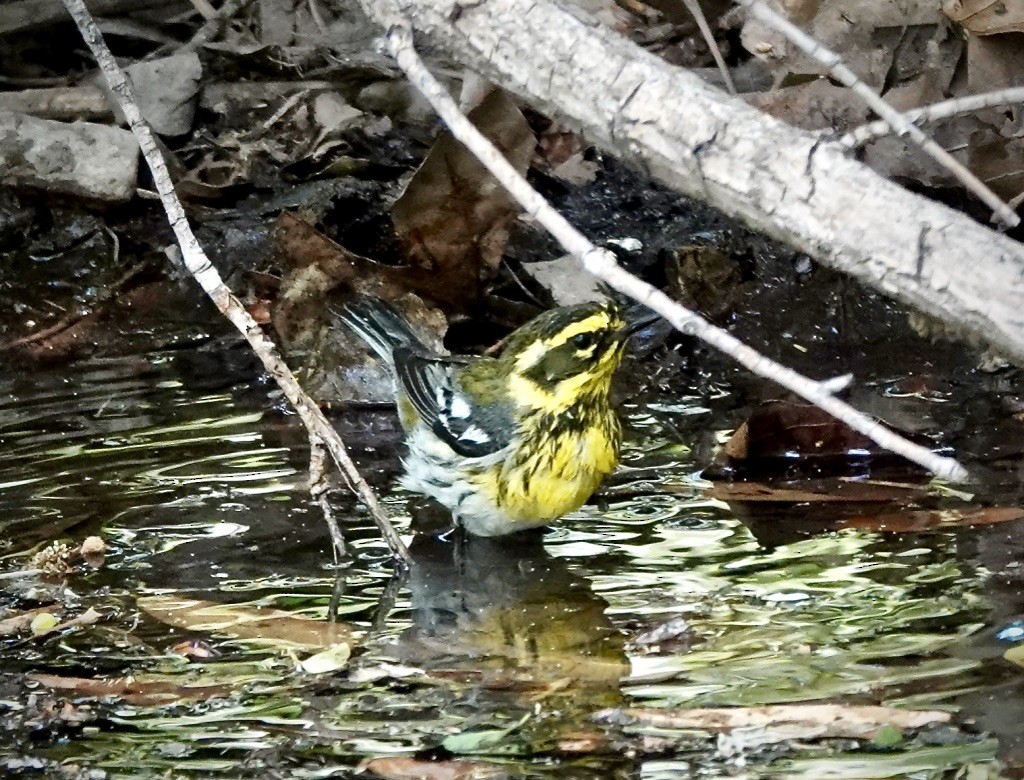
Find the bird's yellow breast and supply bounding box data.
[473,411,620,523]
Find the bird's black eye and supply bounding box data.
[571,332,594,350]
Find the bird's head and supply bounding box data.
[501,300,652,412]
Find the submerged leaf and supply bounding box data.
[601,704,950,740]
[137,595,358,650]
[363,757,508,780]
[299,642,351,674]
[777,739,999,779]
[442,714,531,755]
[28,673,232,707]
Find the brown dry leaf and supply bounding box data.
[742,1,939,90]
[363,757,508,780]
[838,506,1024,532]
[944,0,1024,34]
[744,0,949,100]
[602,704,950,739]
[28,673,232,707]
[971,133,1024,201]
[137,596,358,650]
[391,89,535,310]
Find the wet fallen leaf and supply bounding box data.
[272,212,415,350]
[519,253,605,306]
[838,506,1024,532]
[271,213,447,404]
[598,704,950,740]
[535,123,599,185]
[24,696,94,731]
[0,606,62,637]
[363,757,508,780]
[29,612,59,635]
[554,729,608,754]
[1003,643,1024,668]
[30,607,102,639]
[778,739,998,779]
[28,673,232,707]
[299,642,351,674]
[137,596,358,650]
[442,714,531,755]
[170,639,219,659]
[708,479,928,504]
[706,401,929,481]
[870,722,905,747]
[747,79,870,132]
[630,616,695,653]
[665,242,746,319]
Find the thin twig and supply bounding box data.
[737,0,1018,230]
[182,0,255,51]
[839,86,1024,149]
[377,17,969,483]
[310,439,347,562]
[678,0,735,96]
[61,0,410,564]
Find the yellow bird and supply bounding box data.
[340,297,653,536]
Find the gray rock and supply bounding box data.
[0,111,138,201]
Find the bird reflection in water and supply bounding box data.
[388,529,628,711]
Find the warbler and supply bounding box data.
[339,296,653,536]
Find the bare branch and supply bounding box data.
[60,0,410,564]
[840,87,1024,149]
[738,0,1018,230]
[678,0,735,96]
[375,18,969,483]
[310,440,347,562]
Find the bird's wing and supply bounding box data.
[393,348,514,458]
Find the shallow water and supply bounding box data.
[1,338,1022,779]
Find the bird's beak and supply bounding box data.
[622,303,661,338]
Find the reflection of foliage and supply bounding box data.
[609,522,987,707]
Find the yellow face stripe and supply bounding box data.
[543,313,611,349]
[513,311,614,373]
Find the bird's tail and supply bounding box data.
[336,296,427,366]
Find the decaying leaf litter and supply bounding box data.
[2,0,1024,777]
